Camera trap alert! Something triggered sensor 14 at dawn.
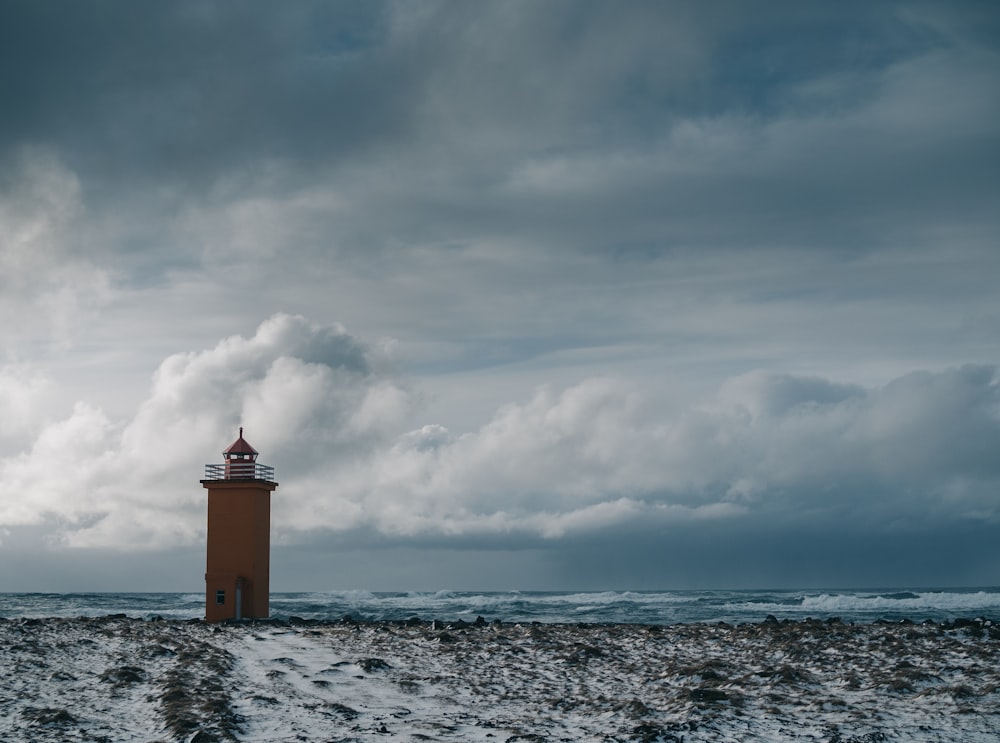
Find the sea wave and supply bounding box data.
[3,588,998,624]
[800,590,1000,613]
[727,589,1000,622]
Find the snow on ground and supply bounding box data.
[1,615,998,742]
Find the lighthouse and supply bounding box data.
[201,428,278,622]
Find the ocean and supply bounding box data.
[2,587,998,624]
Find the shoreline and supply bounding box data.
[5,587,999,626]
[3,611,999,628]
[3,615,999,741]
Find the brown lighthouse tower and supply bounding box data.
[201,428,278,622]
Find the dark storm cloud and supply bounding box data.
[2,0,997,336]
[5,1,995,222]
[0,1,399,185]
[550,519,1000,590]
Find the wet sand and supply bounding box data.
[1,614,998,741]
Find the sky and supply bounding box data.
[1,1,998,593]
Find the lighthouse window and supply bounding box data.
[216,590,226,605]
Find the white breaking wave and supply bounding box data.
[737,590,1000,618]
[801,590,1000,613]
[3,588,998,623]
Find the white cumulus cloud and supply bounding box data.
[0,314,410,549]
[2,315,997,556]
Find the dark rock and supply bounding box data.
[698,668,727,683]
[358,657,391,672]
[22,707,77,725]
[326,702,359,719]
[763,615,779,625]
[949,618,985,637]
[619,698,653,718]
[689,687,730,703]
[563,642,603,665]
[101,665,146,686]
[475,615,487,626]
[950,684,976,699]
[756,664,813,684]
[398,680,420,694]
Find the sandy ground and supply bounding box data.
[1,615,998,742]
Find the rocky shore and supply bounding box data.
[1,614,998,742]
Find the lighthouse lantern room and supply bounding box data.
[202,428,277,622]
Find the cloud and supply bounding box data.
[0,148,112,350]
[0,314,411,549]
[0,2,395,185]
[2,3,995,386]
[0,313,997,595]
[0,364,53,447]
[7,2,995,254]
[37,0,988,392]
[327,365,999,540]
[0,3,997,591]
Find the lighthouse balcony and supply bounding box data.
[204,462,275,481]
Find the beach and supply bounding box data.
[1,614,998,742]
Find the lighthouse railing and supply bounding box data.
[203,462,276,481]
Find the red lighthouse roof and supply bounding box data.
[223,427,258,457]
